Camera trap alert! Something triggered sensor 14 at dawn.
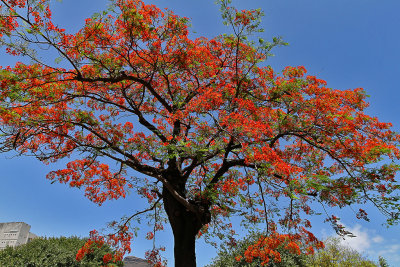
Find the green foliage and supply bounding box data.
[0,236,123,267]
[206,231,309,267]
[308,237,378,267]
[378,256,390,267]
[215,0,287,59]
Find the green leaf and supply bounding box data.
[54,57,63,64]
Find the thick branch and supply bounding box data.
[76,73,173,113]
[206,158,252,191]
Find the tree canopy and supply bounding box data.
[0,0,399,266]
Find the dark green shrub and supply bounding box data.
[0,236,123,267]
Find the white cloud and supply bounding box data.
[377,244,400,255]
[339,224,383,252]
[371,235,383,243]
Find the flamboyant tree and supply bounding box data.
[0,0,399,266]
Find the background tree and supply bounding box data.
[0,0,399,266]
[378,256,390,267]
[0,236,123,267]
[308,237,379,267]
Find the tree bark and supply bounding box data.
[162,184,210,267]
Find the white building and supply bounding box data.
[0,222,37,250]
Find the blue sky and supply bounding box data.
[1,0,400,266]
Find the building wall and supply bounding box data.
[0,222,34,250]
[123,256,152,267]
[27,232,38,243]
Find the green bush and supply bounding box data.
[0,236,123,267]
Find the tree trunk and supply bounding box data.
[163,185,210,267]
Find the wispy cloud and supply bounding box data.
[372,235,384,243]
